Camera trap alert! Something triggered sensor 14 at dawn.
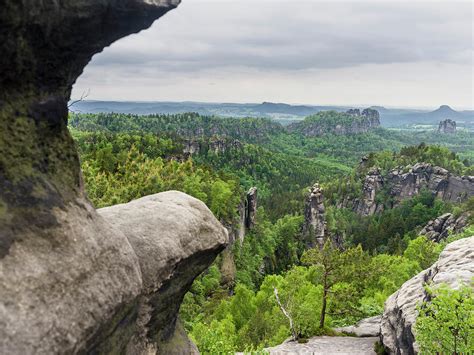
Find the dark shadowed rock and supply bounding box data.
[437,119,457,134]
[380,236,474,354]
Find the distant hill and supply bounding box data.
[70,101,473,129]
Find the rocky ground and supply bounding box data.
[264,336,378,354]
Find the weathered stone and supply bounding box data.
[437,119,456,134]
[350,163,474,216]
[336,316,382,337]
[0,191,228,354]
[303,183,327,247]
[380,236,474,354]
[355,168,384,216]
[0,1,233,354]
[264,336,378,354]
[419,212,470,242]
[245,187,258,230]
[288,108,380,137]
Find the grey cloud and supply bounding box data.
[88,1,472,72]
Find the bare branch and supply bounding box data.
[274,287,297,341]
[68,89,90,111]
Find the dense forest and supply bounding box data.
[69,111,473,353]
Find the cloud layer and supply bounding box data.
[73,0,473,109]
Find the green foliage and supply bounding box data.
[415,283,474,354]
[403,236,443,271]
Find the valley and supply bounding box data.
[69,109,474,353]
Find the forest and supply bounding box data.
[69,111,473,353]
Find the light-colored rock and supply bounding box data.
[0,192,228,354]
[380,236,474,354]
[264,336,378,354]
[336,316,382,337]
[303,183,327,247]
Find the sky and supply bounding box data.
[72,0,474,110]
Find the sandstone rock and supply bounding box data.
[0,1,233,354]
[0,191,228,354]
[335,316,382,337]
[288,108,380,137]
[245,187,258,230]
[380,236,474,354]
[437,119,456,134]
[355,168,384,216]
[352,163,474,216]
[98,191,228,353]
[264,336,378,354]
[303,183,327,247]
[419,212,470,242]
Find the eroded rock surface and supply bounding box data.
[336,316,382,337]
[419,212,470,242]
[352,163,474,216]
[245,187,258,230]
[264,336,378,354]
[0,191,228,354]
[303,183,327,247]
[0,1,232,354]
[380,236,474,354]
[438,119,456,134]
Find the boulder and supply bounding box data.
[380,236,474,354]
[0,191,228,354]
[336,316,382,337]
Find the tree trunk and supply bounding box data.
[274,287,297,341]
[320,273,328,328]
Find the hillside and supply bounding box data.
[68,112,473,353]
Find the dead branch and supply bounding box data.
[274,287,297,341]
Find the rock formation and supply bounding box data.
[0,1,231,354]
[419,212,470,242]
[1,191,228,354]
[288,108,380,137]
[303,183,327,247]
[352,163,474,216]
[335,316,382,337]
[245,187,258,230]
[355,168,384,216]
[183,137,243,156]
[380,236,474,354]
[437,119,457,134]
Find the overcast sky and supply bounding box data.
[72,0,473,109]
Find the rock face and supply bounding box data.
[352,163,474,216]
[380,236,474,354]
[183,137,243,156]
[438,119,456,134]
[419,212,470,242]
[355,168,384,216]
[0,1,231,354]
[303,183,327,247]
[288,108,380,137]
[245,187,258,230]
